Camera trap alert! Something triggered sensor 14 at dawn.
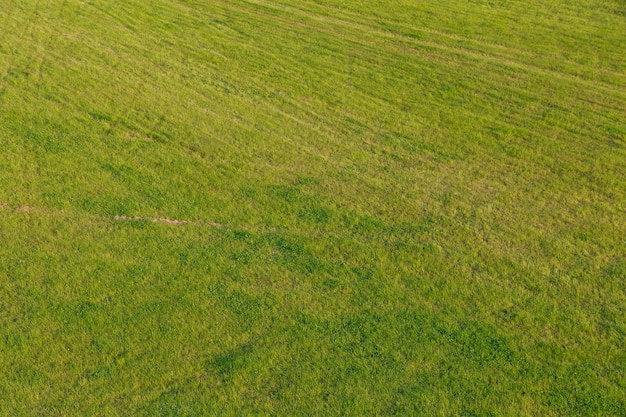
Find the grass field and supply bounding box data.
[1,0,625,415]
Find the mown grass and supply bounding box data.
[1,0,625,415]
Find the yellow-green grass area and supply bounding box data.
[1,0,625,415]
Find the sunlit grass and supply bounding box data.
[0,0,625,415]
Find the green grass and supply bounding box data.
[1,0,625,415]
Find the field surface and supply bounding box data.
[1,0,625,415]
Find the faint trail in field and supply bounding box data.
[301,0,626,83]
[111,214,226,228]
[170,0,624,166]
[0,203,274,232]
[244,0,625,97]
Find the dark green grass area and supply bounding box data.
[1,0,625,415]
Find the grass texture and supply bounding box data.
[0,0,625,415]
